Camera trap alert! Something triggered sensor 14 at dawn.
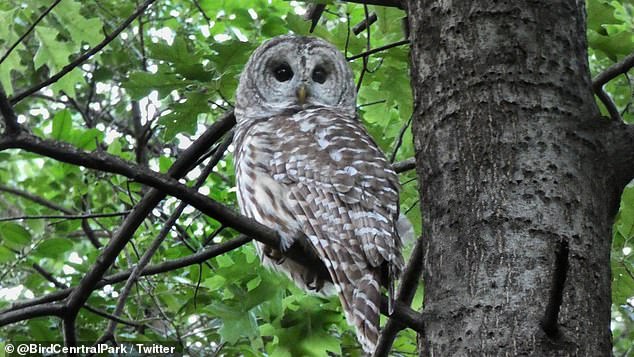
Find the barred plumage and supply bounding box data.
[233,36,403,353]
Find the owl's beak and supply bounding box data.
[296,84,308,104]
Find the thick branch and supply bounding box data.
[393,157,415,173]
[9,0,158,104]
[592,51,634,122]
[0,87,19,135]
[0,303,64,326]
[594,88,622,122]
[582,117,634,212]
[592,51,634,90]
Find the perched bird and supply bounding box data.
[233,35,404,353]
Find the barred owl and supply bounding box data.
[233,35,403,353]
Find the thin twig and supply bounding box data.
[0,184,74,214]
[0,211,131,222]
[0,0,63,66]
[192,0,212,23]
[347,39,410,61]
[10,0,158,104]
[390,116,413,162]
[0,235,251,326]
[100,134,232,340]
[31,263,142,328]
[356,4,372,92]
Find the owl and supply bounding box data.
[233,35,404,353]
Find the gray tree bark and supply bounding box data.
[405,0,634,355]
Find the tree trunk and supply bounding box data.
[406,1,615,355]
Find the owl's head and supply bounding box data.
[235,35,356,122]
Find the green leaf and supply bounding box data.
[219,310,258,344]
[203,275,226,291]
[158,91,209,140]
[0,9,25,96]
[33,238,74,258]
[51,110,73,141]
[159,156,173,173]
[0,223,31,248]
[122,71,189,100]
[73,128,103,150]
[586,0,620,32]
[246,276,261,291]
[588,30,634,60]
[0,246,16,263]
[33,26,72,73]
[51,68,85,98]
[52,0,104,47]
[300,334,342,357]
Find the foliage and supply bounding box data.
[0,0,631,355]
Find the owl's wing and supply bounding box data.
[264,109,403,352]
[269,109,403,270]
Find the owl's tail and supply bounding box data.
[350,272,381,354]
[329,262,381,355]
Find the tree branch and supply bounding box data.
[342,0,403,9]
[0,87,20,135]
[592,51,634,122]
[61,112,235,344]
[4,237,249,314]
[592,51,634,90]
[100,135,233,341]
[373,236,424,356]
[0,303,64,326]
[9,0,158,104]
[0,211,131,222]
[0,184,74,214]
[0,235,251,325]
[31,263,143,328]
[393,157,415,173]
[594,88,622,122]
[352,12,377,35]
[347,39,410,61]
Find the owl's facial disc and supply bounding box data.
[235,36,356,120]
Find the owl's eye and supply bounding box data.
[312,66,328,84]
[273,63,293,82]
